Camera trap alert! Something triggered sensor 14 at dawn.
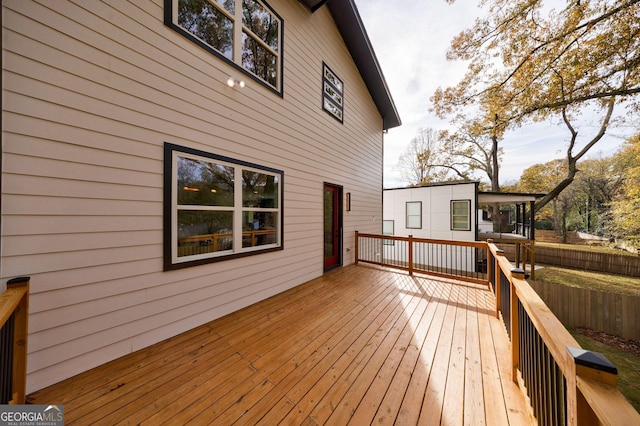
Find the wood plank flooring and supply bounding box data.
[28,265,534,425]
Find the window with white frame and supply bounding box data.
[406,201,422,229]
[164,143,283,269]
[451,199,471,231]
[166,0,283,94]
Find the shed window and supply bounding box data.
[164,143,283,270]
[406,201,422,229]
[167,0,283,94]
[451,200,471,231]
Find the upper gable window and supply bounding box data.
[322,62,344,123]
[166,0,283,94]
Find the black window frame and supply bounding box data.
[164,0,284,97]
[451,199,472,231]
[322,62,344,123]
[406,201,422,229]
[164,142,284,270]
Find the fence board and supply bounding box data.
[499,244,640,277]
[528,281,640,342]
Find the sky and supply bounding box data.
[353,0,634,189]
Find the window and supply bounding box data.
[383,220,394,245]
[322,62,344,122]
[164,143,283,269]
[451,200,471,231]
[406,201,422,229]
[166,0,283,94]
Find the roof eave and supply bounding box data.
[326,0,401,130]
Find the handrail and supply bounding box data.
[0,277,30,404]
[354,232,639,424]
[355,231,489,285]
[488,241,640,425]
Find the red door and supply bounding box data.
[323,183,342,271]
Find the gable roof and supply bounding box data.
[299,0,401,130]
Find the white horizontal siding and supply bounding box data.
[2,0,385,392]
[383,184,478,241]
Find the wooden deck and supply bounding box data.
[28,265,533,425]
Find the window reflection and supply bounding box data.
[178,0,234,59]
[173,0,281,91]
[242,170,278,208]
[242,0,279,51]
[242,32,277,87]
[167,143,283,268]
[177,210,233,256]
[177,156,234,206]
[242,211,277,247]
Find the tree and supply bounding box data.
[518,159,567,231]
[397,124,503,187]
[439,118,504,191]
[396,127,469,185]
[607,134,640,246]
[517,155,625,239]
[433,0,640,211]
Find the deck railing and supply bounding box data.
[355,232,640,425]
[490,242,639,425]
[355,232,488,284]
[0,277,29,404]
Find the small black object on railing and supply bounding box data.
[568,346,618,376]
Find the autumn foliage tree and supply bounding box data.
[432,0,640,211]
[607,134,640,246]
[517,159,567,230]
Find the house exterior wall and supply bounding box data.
[1,0,385,392]
[383,183,478,241]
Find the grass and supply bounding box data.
[532,260,640,413]
[534,266,640,296]
[571,330,640,414]
[536,241,634,255]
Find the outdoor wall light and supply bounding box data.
[227,77,245,88]
[346,192,351,211]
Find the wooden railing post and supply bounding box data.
[354,231,359,265]
[511,268,525,384]
[494,249,504,319]
[530,240,536,280]
[408,235,413,276]
[567,346,639,425]
[486,239,493,289]
[1,277,30,405]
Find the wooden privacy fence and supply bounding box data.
[355,232,640,424]
[529,281,640,342]
[499,244,640,277]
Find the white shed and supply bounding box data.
[383,182,479,242]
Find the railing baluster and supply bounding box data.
[355,233,639,425]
